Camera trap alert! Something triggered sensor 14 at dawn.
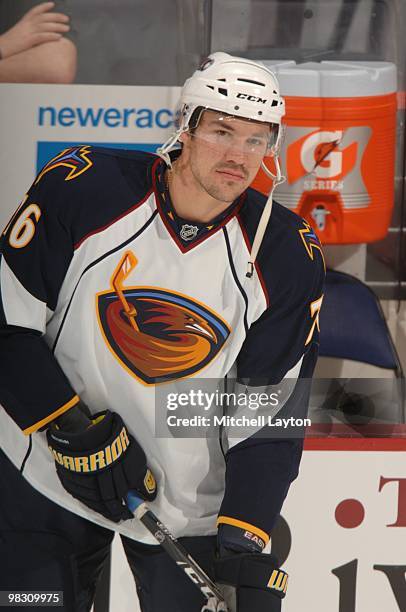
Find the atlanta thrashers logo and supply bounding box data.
[96,251,230,384]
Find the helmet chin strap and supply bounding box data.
[246,156,286,278]
[156,128,188,168]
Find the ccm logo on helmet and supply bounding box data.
[236,93,267,104]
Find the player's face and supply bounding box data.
[181,111,271,203]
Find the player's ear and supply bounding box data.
[179,131,193,157]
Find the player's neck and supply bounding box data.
[166,161,232,224]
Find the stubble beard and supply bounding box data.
[191,160,249,204]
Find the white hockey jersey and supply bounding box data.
[0,146,324,544]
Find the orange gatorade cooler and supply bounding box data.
[251,61,397,244]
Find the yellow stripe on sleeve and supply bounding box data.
[23,395,80,435]
[216,515,270,545]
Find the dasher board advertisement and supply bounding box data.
[0,83,179,230]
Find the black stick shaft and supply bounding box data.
[138,506,225,603]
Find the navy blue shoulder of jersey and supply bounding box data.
[0,147,159,310]
[239,187,324,305]
[30,146,158,248]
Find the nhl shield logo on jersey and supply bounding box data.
[35,145,93,185]
[180,224,199,241]
[96,251,230,384]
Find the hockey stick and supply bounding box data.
[126,492,228,612]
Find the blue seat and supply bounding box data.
[319,269,403,371]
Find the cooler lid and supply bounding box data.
[261,60,397,97]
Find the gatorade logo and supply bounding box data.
[287,129,358,184]
[284,126,370,191]
[301,130,345,178]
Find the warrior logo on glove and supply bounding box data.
[47,410,157,522]
[49,425,131,473]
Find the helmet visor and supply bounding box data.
[189,113,280,168]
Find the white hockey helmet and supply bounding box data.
[157,52,285,165]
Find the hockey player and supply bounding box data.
[0,52,324,611]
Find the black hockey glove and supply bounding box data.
[214,523,288,611]
[47,409,157,522]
